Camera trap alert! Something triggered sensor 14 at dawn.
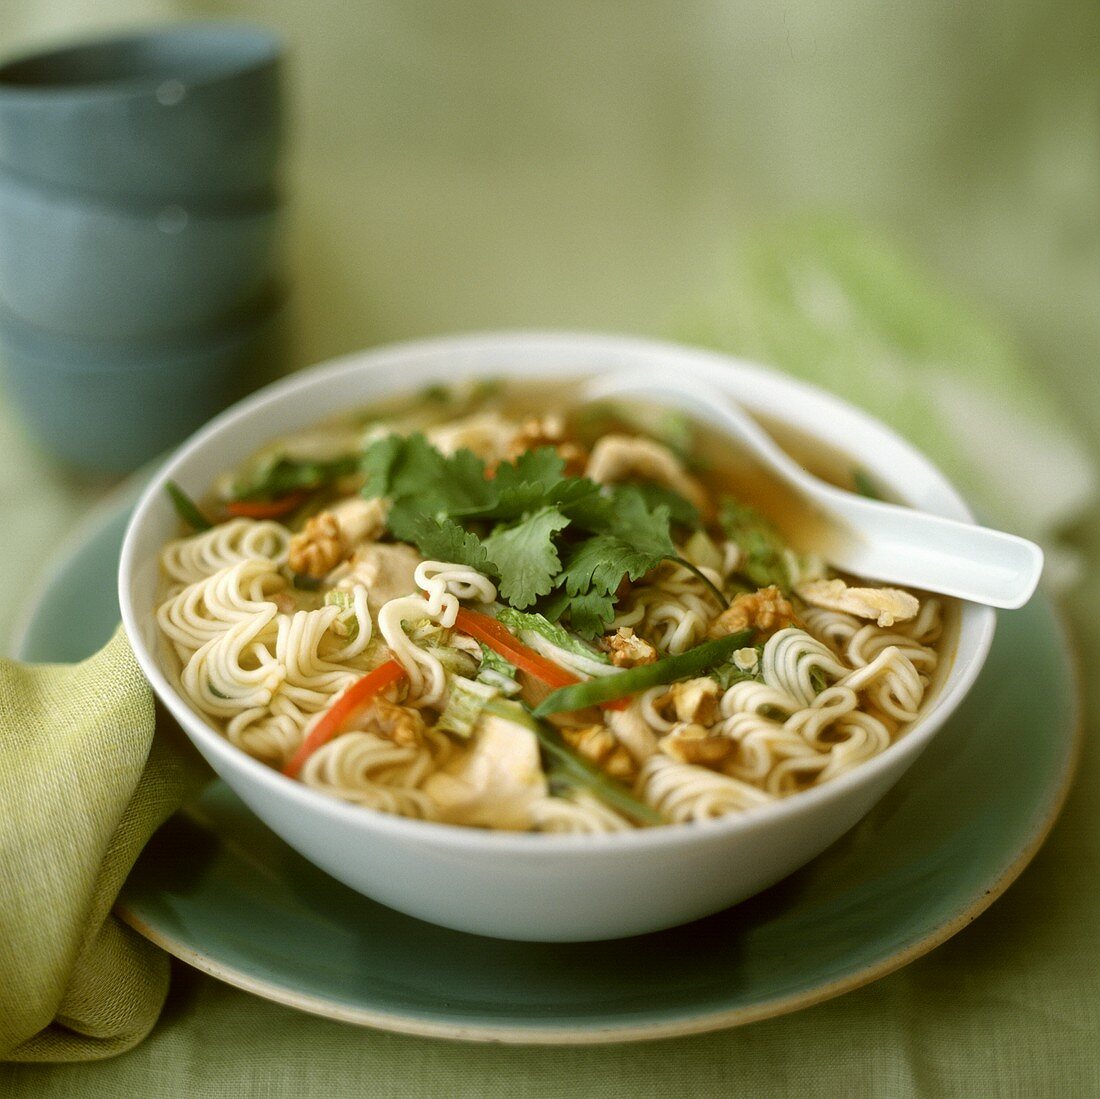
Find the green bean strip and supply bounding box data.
[532,629,754,716]
[165,481,212,532]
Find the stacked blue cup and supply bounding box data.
[0,23,284,472]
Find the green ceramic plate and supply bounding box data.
[11,492,1080,1044]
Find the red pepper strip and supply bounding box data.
[283,659,407,779]
[453,608,626,711]
[225,491,310,519]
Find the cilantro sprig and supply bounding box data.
[362,434,711,634]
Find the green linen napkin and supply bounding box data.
[0,627,203,1062]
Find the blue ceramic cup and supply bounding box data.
[0,23,282,205]
[0,293,286,472]
[0,168,280,338]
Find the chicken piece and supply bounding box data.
[507,415,589,476]
[796,578,919,628]
[585,434,709,512]
[341,541,424,615]
[424,712,548,829]
[288,512,343,578]
[707,585,798,639]
[427,411,521,464]
[330,496,388,548]
[605,704,660,764]
[599,627,658,668]
[658,723,736,768]
[660,677,722,725]
[560,724,638,783]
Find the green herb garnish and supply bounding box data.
[363,435,688,636]
[712,643,766,689]
[231,454,363,502]
[166,481,212,532]
[718,498,792,593]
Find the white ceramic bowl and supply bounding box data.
[119,332,995,941]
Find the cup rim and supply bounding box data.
[0,22,281,103]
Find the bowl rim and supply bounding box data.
[119,329,997,855]
[0,22,281,104]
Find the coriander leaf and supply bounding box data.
[430,447,496,512]
[538,588,572,623]
[554,533,666,639]
[495,447,565,494]
[558,535,636,597]
[452,452,600,522]
[718,497,793,592]
[578,485,677,559]
[362,434,423,499]
[482,507,570,608]
[629,482,700,529]
[362,434,495,515]
[560,589,618,639]
[386,505,492,574]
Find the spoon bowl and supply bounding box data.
[583,369,1044,609]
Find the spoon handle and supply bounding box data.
[819,488,1044,608]
[584,369,1045,609]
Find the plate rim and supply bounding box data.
[15,488,1083,1045]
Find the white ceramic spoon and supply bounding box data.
[583,369,1044,609]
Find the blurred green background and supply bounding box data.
[6,0,1097,433]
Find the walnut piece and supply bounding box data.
[560,724,638,782]
[661,677,722,725]
[796,578,919,628]
[288,512,343,578]
[658,723,736,768]
[599,627,658,668]
[364,698,426,747]
[707,585,798,639]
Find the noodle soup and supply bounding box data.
[155,380,952,833]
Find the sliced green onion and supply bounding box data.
[165,481,212,532]
[532,629,754,716]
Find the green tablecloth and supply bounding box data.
[1,2,1098,1094]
